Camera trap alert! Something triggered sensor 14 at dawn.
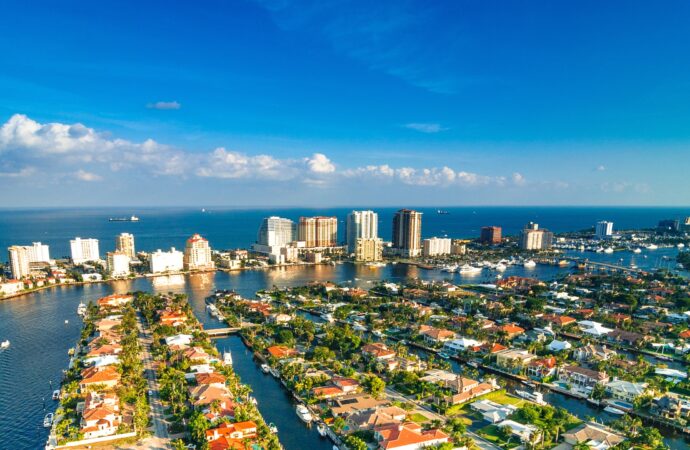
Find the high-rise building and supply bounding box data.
[257,216,295,247]
[451,239,468,255]
[355,238,383,262]
[480,226,502,245]
[595,221,614,239]
[422,237,452,257]
[149,248,184,273]
[8,246,31,279]
[392,209,423,257]
[106,251,131,278]
[658,219,681,233]
[184,234,215,270]
[70,237,100,264]
[115,233,136,258]
[25,242,51,263]
[346,210,378,253]
[519,222,553,250]
[298,216,338,248]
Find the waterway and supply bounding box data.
[0,254,688,449]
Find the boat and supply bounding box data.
[52,390,60,401]
[77,302,87,316]
[296,404,313,423]
[67,347,75,356]
[495,263,507,272]
[223,351,233,366]
[678,243,686,248]
[268,423,278,433]
[438,351,451,359]
[646,244,658,250]
[603,406,626,415]
[0,340,9,349]
[557,259,569,267]
[436,209,450,215]
[633,248,642,254]
[515,390,546,405]
[321,313,335,323]
[523,260,537,268]
[458,264,482,274]
[43,413,54,428]
[108,215,139,222]
[372,330,384,338]
[250,396,258,405]
[365,261,387,268]
[604,248,614,254]
[317,422,327,437]
[261,364,270,374]
[441,264,458,273]
[269,368,280,378]
[64,320,69,324]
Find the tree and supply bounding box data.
[189,411,210,449]
[344,435,368,450]
[172,440,187,450]
[362,374,386,398]
[590,383,606,401]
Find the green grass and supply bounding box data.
[480,390,526,406]
[478,424,520,450]
[408,412,430,423]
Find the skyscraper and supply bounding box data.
[149,248,184,273]
[25,242,50,263]
[183,234,215,270]
[70,237,100,264]
[346,210,378,253]
[595,221,614,239]
[257,216,295,247]
[115,233,136,258]
[519,223,553,250]
[480,226,502,245]
[392,209,423,257]
[422,237,451,257]
[106,251,131,277]
[8,246,30,279]
[298,216,338,248]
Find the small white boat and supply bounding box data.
[646,244,658,250]
[515,390,546,405]
[64,320,69,324]
[495,263,507,272]
[261,364,270,374]
[321,313,335,323]
[250,396,258,405]
[317,422,327,436]
[458,264,482,274]
[523,260,537,268]
[0,340,9,349]
[604,248,614,254]
[296,404,313,423]
[223,351,233,366]
[269,423,278,433]
[43,413,54,428]
[269,368,280,378]
[52,390,60,401]
[604,406,626,415]
[678,243,685,248]
[372,330,384,338]
[438,351,451,359]
[77,302,87,316]
[633,248,642,254]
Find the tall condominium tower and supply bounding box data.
[115,233,136,258]
[183,234,215,270]
[257,216,295,247]
[70,237,100,264]
[346,210,378,253]
[595,221,614,239]
[519,222,554,250]
[298,216,338,248]
[8,246,31,279]
[392,209,423,257]
[480,226,502,245]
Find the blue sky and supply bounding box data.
[1,0,689,207]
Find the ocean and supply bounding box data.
[0,206,688,259]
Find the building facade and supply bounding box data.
[184,234,215,271]
[106,251,131,278]
[115,233,136,258]
[392,209,422,257]
[480,226,502,245]
[25,242,51,263]
[257,216,295,247]
[422,237,451,257]
[346,210,378,253]
[451,239,468,255]
[519,223,553,250]
[149,248,184,273]
[355,238,383,262]
[8,246,31,279]
[298,216,338,248]
[595,221,614,239]
[70,237,100,264]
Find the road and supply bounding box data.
[385,387,501,450]
[137,317,171,447]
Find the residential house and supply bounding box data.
[471,400,517,423]
[652,394,690,423]
[374,421,449,450]
[159,310,187,327]
[607,329,650,347]
[80,366,121,391]
[563,423,626,450]
[347,406,407,433]
[267,345,299,359]
[441,377,496,405]
[418,325,456,345]
[559,365,609,390]
[206,421,259,450]
[97,294,133,309]
[497,420,539,442]
[606,380,649,403]
[362,343,397,360]
[573,344,617,363]
[80,392,122,439]
[526,357,557,381]
[494,348,536,371]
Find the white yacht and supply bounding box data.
[223,351,233,366]
[52,390,60,401]
[604,248,614,254]
[43,413,53,428]
[269,423,278,433]
[77,302,87,316]
[321,313,335,323]
[495,263,507,272]
[633,248,642,254]
[261,364,270,374]
[296,404,313,423]
[523,260,537,268]
[603,406,626,415]
[678,243,685,248]
[458,264,482,274]
[515,390,546,405]
[317,423,327,436]
[0,340,9,349]
[646,244,658,250]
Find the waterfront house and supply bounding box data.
[578,321,614,337]
[80,392,122,439]
[494,348,536,371]
[205,420,258,450]
[374,421,449,450]
[80,366,121,391]
[0,280,23,296]
[313,385,347,399]
[573,344,617,363]
[607,329,650,347]
[347,406,407,433]
[443,337,481,353]
[558,365,609,390]
[563,422,626,449]
[330,393,390,417]
[159,309,188,327]
[96,318,121,333]
[86,343,122,358]
[652,394,690,422]
[266,345,299,359]
[268,312,292,324]
[526,357,557,380]
[497,420,539,442]
[188,384,234,418]
[362,343,397,361]
[441,377,496,405]
[470,399,517,423]
[195,372,227,387]
[606,380,649,403]
[165,333,193,347]
[181,346,215,364]
[418,325,456,344]
[547,339,572,352]
[97,294,133,309]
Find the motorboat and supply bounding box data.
[43,413,54,428]
[372,330,384,338]
[0,340,9,349]
[52,390,60,401]
[321,313,335,323]
[438,351,451,359]
[261,364,270,374]
[296,404,313,423]
[223,351,233,366]
[646,244,658,250]
[269,423,278,433]
[678,243,686,248]
[458,264,482,274]
[77,302,87,316]
[603,406,626,415]
[633,248,642,254]
[495,263,507,272]
[523,260,537,268]
[604,248,614,254]
[515,390,546,405]
[317,422,327,436]
[269,368,280,378]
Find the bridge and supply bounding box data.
[566,257,647,275]
[205,327,240,338]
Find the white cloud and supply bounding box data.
[404,123,447,133]
[74,169,102,182]
[146,101,181,110]
[512,172,526,186]
[306,153,335,173]
[596,165,606,171]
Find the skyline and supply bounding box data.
[2,1,690,206]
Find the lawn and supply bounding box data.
[408,412,430,423]
[480,390,526,407]
[478,424,521,450]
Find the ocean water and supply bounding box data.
[0,206,687,258]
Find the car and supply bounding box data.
[148,389,153,396]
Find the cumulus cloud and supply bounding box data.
[306,153,335,173]
[74,169,102,182]
[512,172,526,186]
[404,123,447,133]
[146,101,181,110]
[343,165,497,187]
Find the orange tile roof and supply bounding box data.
[376,422,449,449]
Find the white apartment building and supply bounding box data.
[355,237,383,262]
[595,221,614,239]
[346,210,378,253]
[253,216,296,256]
[70,237,100,264]
[25,242,51,263]
[106,251,131,278]
[149,248,184,273]
[519,223,553,250]
[184,234,215,270]
[422,237,452,257]
[8,246,31,279]
[115,233,136,258]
